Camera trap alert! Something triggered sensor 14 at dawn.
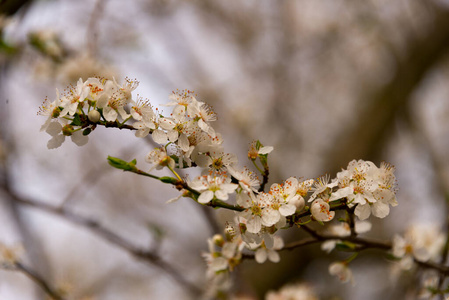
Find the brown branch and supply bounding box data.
[2,262,65,300]
[325,4,449,175]
[259,166,269,193]
[7,193,203,297]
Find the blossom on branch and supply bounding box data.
[188,174,238,204]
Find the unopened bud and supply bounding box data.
[212,234,224,247]
[62,124,74,136]
[88,110,101,123]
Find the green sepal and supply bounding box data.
[71,114,82,126]
[259,154,269,168]
[82,128,92,136]
[256,140,269,167]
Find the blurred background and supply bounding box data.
[0,0,449,299]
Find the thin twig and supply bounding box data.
[7,193,203,297]
[2,262,65,300]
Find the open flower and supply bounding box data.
[392,224,445,270]
[237,192,278,234]
[45,120,88,149]
[247,140,274,160]
[330,159,398,220]
[255,235,284,264]
[329,262,354,284]
[227,166,260,193]
[145,147,175,171]
[189,174,238,204]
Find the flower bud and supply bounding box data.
[212,234,224,247]
[62,124,74,136]
[88,110,101,123]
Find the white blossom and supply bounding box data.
[255,236,284,264]
[329,262,354,284]
[188,174,238,204]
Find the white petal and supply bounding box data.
[194,154,212,168]
[211,257,228,271]
[279,204,296,216]
[46,121,62,136]
[198,190,214,204]
[371,201,390,218]
[321,240,338,253]
[258,146,273,155]
[103,107,118,122]
[263,233,274,249]
[214,190,229,201]
[329,186,353,201]
[178,134,190,152]
[262,209,280,226]
[167,130,179,143]
[289,197,305,211]
[267,250,280,263]
[355,204,371,220]
[221,183,238,193]
[222,242,237,259]
[47,135,65,149]
[246,216,262,234]
[413,247,431,262]
[355,221,372,234]
[152,129,167,144]
[135,128,150,138]
[255,249,267,263]
[71,132,89,146]
[117,107,130,119]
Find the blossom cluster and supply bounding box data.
[39,77,139,148]
[39,77,407,299]
[392,223,445,271]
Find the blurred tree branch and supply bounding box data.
[2,262,66,300]
[2,187,203,297]
[326,3,449,175]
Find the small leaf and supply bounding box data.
[71,114,82,126]
[160,176,178,184]
[107,156,137,171]
[335,241,357,251]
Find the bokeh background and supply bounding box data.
[0,0,449,299]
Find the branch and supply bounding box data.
[2,262,65,300]
[8,193,203,297]
[325,4,449,175]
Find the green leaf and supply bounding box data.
[107,156,137,172]
[335,241,357,251]
[160,176,178,184]
[71,114,82,126]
